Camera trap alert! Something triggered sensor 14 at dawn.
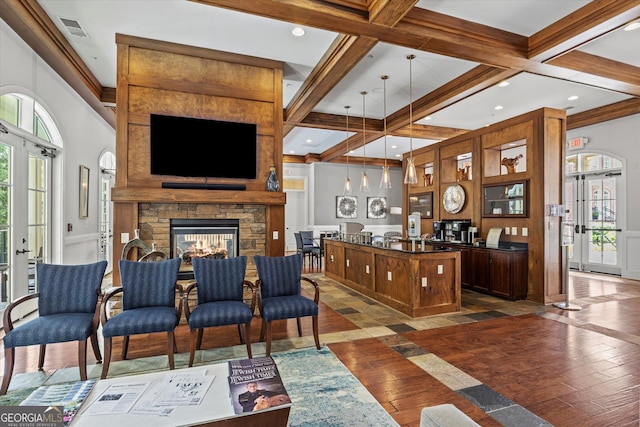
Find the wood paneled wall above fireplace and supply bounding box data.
[112,34,285,285]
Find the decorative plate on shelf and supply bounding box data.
[443,184,466,214]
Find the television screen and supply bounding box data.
[150,114,257,179]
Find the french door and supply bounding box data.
[0,131,50,320]
[565,172,622,275]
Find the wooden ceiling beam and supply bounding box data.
[284,34,377,135]
[567,98,640,130]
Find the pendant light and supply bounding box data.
[360,91,369,192]
[404,54,418,185]
[343,105,352,195]
[380,75,391,189]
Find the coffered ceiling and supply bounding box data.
[1,0,639,167]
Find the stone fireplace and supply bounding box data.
[137,203,266,279]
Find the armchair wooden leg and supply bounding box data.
[121,336,130,360]
[38,344,46,370]
[167,331,175,370]
[244,322,252,359]
[312,315,320,350]
[1,348,15,395]
[296,318,303,337]
[90,332,102,363]
[173,334,178,354]
[78,340,88,380]
[189,329,198,367]
[101,338,112,379]
[259,318,267,342]
[197,329,204,350]
[265,322,273,357]
[237,324,245,344]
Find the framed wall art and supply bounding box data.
[367,197,387,219]
[336,196,357,219]
[79,165,90,218]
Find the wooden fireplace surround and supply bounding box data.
[111,34,285,286]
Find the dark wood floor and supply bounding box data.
[3,266,640,427]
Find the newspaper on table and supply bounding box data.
[20,379,96,426]
[82,381,151,415]
[130,369,215,417]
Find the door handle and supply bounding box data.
[15,249,31,255]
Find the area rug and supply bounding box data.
[273,346,399,427]
[0,346,398,427]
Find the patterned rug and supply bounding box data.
[273,347,398,427]
[0,346,398,427]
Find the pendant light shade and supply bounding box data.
[380,75,391,189]
[343,105,352,195]
[404,54,418,185]
[360,91,369,192]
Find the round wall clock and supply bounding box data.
[443,184,466,214]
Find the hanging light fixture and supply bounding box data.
[360,91,370,192]
[404,54,418,185]
[380,75,391,189]
[343,105,352,195]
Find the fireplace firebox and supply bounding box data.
[170,219,239,278]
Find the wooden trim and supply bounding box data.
[112,188,286,205]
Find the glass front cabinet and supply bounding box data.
[483,180,528,217]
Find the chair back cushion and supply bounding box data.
[294,232,304,252]
[300,230,314,246]
[192,256,247,303]
[38,261,108,316]
[119,258,181,309]
[254,254,302,298]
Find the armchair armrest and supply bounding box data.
[100,286,123,327]
[301,276,320,304]
[174,283,184,323]
[182,282,197,321]
[3,293,39,335]
[243,280,257,314]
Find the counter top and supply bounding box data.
[425,239,528,252]
[327,238,458,254]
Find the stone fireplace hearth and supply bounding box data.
[137,203,266,279]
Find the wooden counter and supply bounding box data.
[324,239,461,317]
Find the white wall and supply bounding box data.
[1,20,116,265]
[567,113,640,279]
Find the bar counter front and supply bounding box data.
[324,239,461,317]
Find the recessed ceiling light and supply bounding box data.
[568,95,579,101]
[306,138,312,143]
[291,27,306,36]
[289,150,295,154]
[395,154,401,157]
[424,116,432,121]
[494,105,503,110]
[497,81,510,87]
[624,22,640,31]
[391,145,397,149]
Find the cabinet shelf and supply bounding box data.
[482,180,528,217]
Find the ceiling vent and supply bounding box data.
[58,17,89,38]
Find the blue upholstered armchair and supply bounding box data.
[254,253,320,356]
[1,261,108,395]
[100,258,181,379]
[183,256,256,366]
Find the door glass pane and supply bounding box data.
[0,144,10,305]
[588,177,617,266]
[28,153,46,265]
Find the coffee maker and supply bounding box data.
[451,220,472,243]
[432,221,445,241]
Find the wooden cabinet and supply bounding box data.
[430,241,527,300]
[488,250,528,300]
[324,239,461,317]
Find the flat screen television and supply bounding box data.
[149,114,257,179]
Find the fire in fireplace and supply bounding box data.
[170,219,239,277]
